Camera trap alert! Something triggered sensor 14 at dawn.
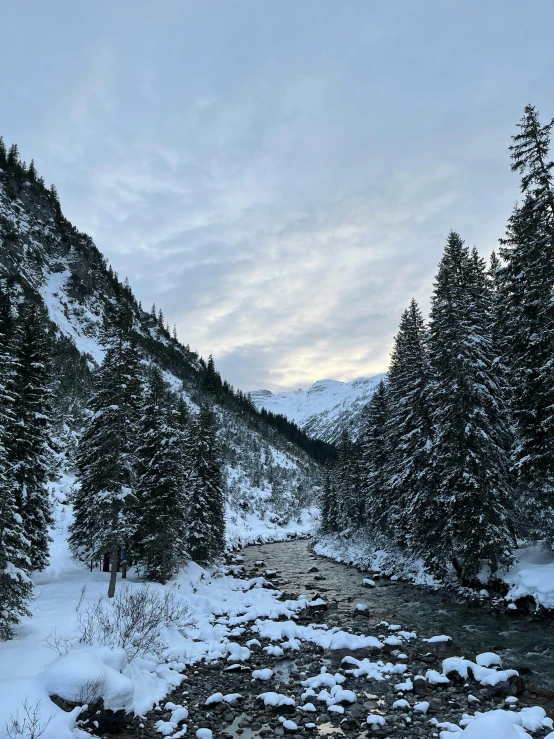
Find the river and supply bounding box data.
[240,538,554,695]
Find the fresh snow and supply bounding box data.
[0,485,315,738]
[251,375,386,443]
[503,545,554,610]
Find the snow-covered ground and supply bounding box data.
[314,531,438,586]
[2,489,553,739]
[503,545,554,611]
[226,506,318,549]
[251,375,385,443]
[0,475,318,739]
[315,531,554,612]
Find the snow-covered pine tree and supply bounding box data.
[320,465,339,533]
[498,105,554,543]
[8,302,53,572]
[384,299,434,549]
[427,233,514,581]
[361,379,389,531]
[133,368,187,583]
[185,406,225,564]
[0,288,32,639]
[334,431,362,530]
[69,311,142,597]
[487,249,514,455]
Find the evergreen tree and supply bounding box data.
[334,432,362,529]
[69,312,142,596]
[27,159,37,182]
[362,380,389,529]
[8,302,53,572]
[385,299,434,548]
[498,105,554,543]
[427,232,514,580]
[133,369,187,583]
[49,184,59,203]
[186,406,225,564]
[320,465,339,533]
[7,144,19,168]
[0,289,32,639]
[203,355,219,394]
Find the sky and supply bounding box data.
[1,1,554,392]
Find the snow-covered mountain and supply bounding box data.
[251,375,386,443]
[0,153,321,543]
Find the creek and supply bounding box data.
[240,538,554,694]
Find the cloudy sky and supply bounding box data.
[2,1,554,391]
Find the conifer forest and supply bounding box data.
[2,9,554,735]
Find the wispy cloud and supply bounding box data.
[2,0,553,389]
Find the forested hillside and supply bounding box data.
[321,105,554,587]
[0,139,322,636]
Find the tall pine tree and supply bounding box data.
[334,432,362,530]
[0,288,32,639]
[320,465,339,533]
[185,406,225,564]
[427,233,514,580]
[8,302,53,572]
[498,105,554,543]
[133,368,187,583]
[362,380,389,530]
[384,299,434,549]
[69,312,142,596]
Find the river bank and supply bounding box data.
[124,539,554,739]
[314,532,554,617]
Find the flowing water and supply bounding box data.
[240,539,554,693]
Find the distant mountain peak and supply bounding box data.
[251,373,386,443]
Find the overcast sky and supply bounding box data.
[2,2,554,391]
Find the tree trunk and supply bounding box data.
[451,557,462,580]
[102,553,110,572]
[108,544,118,598]
[121,546,127,579]
[161,549,167,585]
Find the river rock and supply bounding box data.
[508,674,526,696]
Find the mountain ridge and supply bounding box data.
[0,141,321,544]
[251,374,386,443]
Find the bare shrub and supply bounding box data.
[43,626,78,656]
[77,584,193,661]
[6,699,55,739]
[75,674,105,705]
[74,584,87,613]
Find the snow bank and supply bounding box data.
[0,485,311,736]
[314,531,437,585]
[37,649,134,710]
[254,619,383,651]
[225,506,317,549]
[439,707,553,738]
[503,545,554,610]
[0,678,85,739]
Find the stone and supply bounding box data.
[508,675,526,696]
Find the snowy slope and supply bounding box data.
[251,375,386,443]
[0,164,320,535]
